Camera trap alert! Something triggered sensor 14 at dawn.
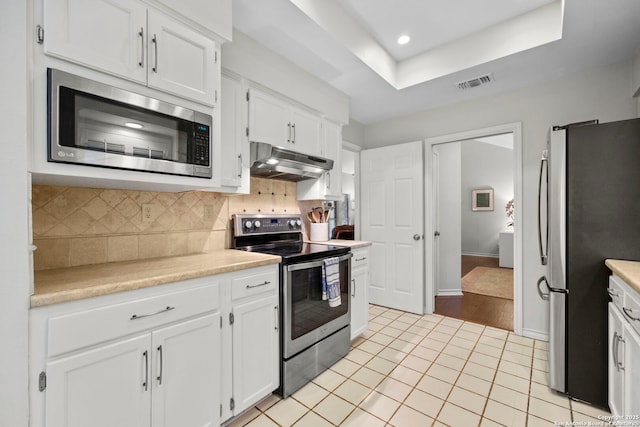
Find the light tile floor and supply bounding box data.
[225,305,611,427]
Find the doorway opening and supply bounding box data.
[424,123,522,334]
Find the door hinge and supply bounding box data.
[246,91,250,102]
[230,397,235,411]
[220,404,222,417]
[246,127,249,137]
[215,90,218,104]
[220,316,222,329]
[38,371,46,392]
[215,50,218,64]
[229,312,234,325]
[36,25,44,44]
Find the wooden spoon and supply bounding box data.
[311,209,321,223]
[307,211,314,223]
[323,209,329,223]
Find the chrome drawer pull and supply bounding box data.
[623,307,640,322]
[607,288,619,298]
[355,257,367,262]
[246,281,270,289]
[130,306,175,320]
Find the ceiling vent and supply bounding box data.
[456,73,494,90]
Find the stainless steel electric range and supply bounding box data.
[232,214,352,397]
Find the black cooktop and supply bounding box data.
[237,241,349,264]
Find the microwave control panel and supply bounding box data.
[191,124,210,166]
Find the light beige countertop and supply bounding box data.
[605,259,640,294]
[32,250,281,307]
[305,239,372,249]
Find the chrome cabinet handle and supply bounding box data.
[152,34,158,73]
[157,345,163,385]
[238,154,243,178]
[351,278,356,297]
[142,350,149,391]
[413,234,422,241]
[138,27,144,67]
[130,306,175,320]
[274,306,279,331]
[538,151,549,265]
[607,287,620,299]
[326,171,331,190]
[291,123,296,143]
[355,257,367,262]
[612,332,619,370]
[623,307,640,322]
[287,123,291,143]
[246,281,270,289]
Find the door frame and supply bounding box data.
[423,122,523,335]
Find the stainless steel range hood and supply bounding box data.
[250,141,333,182]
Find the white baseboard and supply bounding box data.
[462,252,499,258]
[437,289,463,297]
[521,328,548,341]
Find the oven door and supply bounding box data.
[282,252,352,359]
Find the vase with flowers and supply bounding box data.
[505,198,514,228]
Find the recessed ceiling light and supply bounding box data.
[125,122,144,129]
[397,35,411,45]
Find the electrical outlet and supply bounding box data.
[142,204,158,223]
[203,205,214,221]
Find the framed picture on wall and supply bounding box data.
[472,188,494,211]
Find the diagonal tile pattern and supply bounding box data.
[224,305,611,427]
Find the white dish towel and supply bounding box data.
[322,257,342,307]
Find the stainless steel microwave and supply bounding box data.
[47,68,212,178]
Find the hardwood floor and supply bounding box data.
[435,255,514,331]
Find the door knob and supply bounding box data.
[413,234,421,241]
[434,231,440,237]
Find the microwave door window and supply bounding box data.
[59,87,188,165]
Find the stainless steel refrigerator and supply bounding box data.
[537,118,640,408]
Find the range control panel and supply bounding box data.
[233,214,303,236]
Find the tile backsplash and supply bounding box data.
[32,178,317,270]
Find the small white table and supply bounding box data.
[499,229,514,268]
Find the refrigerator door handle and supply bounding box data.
[537,276,568,301]
[538,150,549,265]
[537,276,550,300]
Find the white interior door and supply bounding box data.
[433,143,462,295]
[361,141,424,314]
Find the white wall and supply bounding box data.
[222,30,350,124]
[461,140,514,257]
[0,1,30,425]
[364,60,638,337]
[343,118,366,147]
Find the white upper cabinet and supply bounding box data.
[147,9,219,106]
[44,0,220,106]
[247,87,322,157]
[220,74,249,191]
[44,0,148,84]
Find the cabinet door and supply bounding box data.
[151,313,220,427]
[220,75,247,188]
[290,107,322,156]
[248,88,290,146]
[624,322,640,415]
[46,334,151,427]
[609,304,625,416]
[232,294,280,414]
[323,120,343,196]
[351,267,369,340]
[147,10,218,106]
[44,0,147,83]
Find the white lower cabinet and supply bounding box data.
[221,266,280,421]
[608,275,640,416]
[46,334,151,427]
[350,246,370,340]
[31,277,222,427]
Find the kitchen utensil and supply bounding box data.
[307,212,314,223]
[323,209,329,223]
[311,209,321,223]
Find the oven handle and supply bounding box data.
[286,252,353,272]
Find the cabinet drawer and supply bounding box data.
[351,248,370,270]
[231,268,278,301]
[48,282,219,358]
[609,276,626,309]
[623,289,640,336]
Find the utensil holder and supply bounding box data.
[309,223,329,242]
